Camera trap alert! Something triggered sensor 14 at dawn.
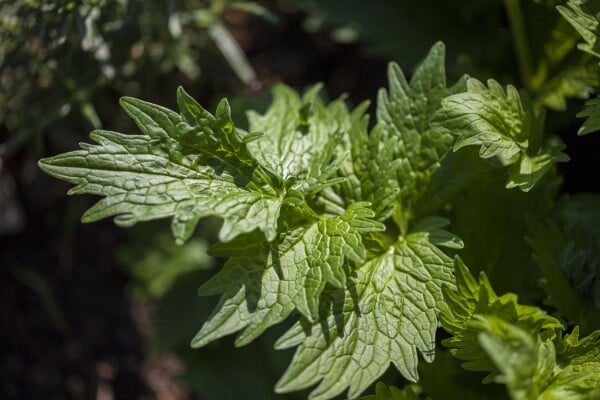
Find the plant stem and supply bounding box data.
[505,0,534,90]
[208,21,257,86]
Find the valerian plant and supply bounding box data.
[39,3,600,398]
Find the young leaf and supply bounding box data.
[246,83,350,187]
[434,79,569,191]
[549,327,600,399]
[475,320,600,400]
[441,257,563,379]
[376,41,467,216]
[38,89,285,244]
[328,43,469,223]
[475,316,557,400]
[326,107,401,222]
[576,95,600,135]
[442,259,600,398]
[274,228,456,400]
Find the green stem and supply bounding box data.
[505,0,534,90]
[208,21,257,86]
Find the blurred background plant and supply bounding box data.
[1,0,599,399]
[0,0,277,160]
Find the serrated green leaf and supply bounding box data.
[559,0,600,59]
[39,129,282,244]
[192,256,295,348]
[174,88,262,172]
[441,259,600,399]
[549,327,600,399]
[325,105,401,221]
[577,95,600,135]
[377,41,467,213]
[520,1,600,112]
[192,203,384,346]
[274,230,455,400]
[441,258,563,379]
[434,78,569,191]
[506,144,570,190]
[246,83,351,189]
[472,320,600,400]
[39,89,288,244]
[476,316,556,400]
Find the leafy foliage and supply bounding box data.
[37,13,600,398]
[441,258,563,378]
[477,321,600,400]
[377,42,467,219]
[442,259,600,399]
[559,0,600,60]
[513,0,599,112]
[302,0,599,114]
[552,327,600,398]
[193,203,384,348]
[476,317,556,400]
[274,229,455,399]
[434,78,569,191]
[40,43,476,398]
[559,0,600,134]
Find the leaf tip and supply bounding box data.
[37,158,50,173]
[431,40,446,54]
[118,96,135,109]
[274,376,293,394]
[190,332,208,349]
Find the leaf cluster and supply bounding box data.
[38,3,600,396]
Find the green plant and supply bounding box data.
[38,3,600,399]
